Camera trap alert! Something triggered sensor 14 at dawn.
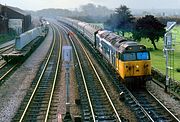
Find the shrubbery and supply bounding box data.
[176,68,180,72]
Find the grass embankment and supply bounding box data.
[137,26,180,82]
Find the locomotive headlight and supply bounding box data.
[136,65,139,68]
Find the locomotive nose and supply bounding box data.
[144,64,149,68]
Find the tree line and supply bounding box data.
[105,5,166,50]
[32,3,177,50]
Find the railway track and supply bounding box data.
[131,89,180,122]
[60,24,122,121]
[79,31,179,121]
[47,22,73,121]
[12,24,62,122]
[0,43,14,54]
[0,61,7,69]
[0,43,14,60]
[0,35,46,86]
[61,23,154,121]
[152,79,180,100]
[61,22,180,122]
[0,61,18,86]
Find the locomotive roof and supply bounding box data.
[117,41,138,52]
[97,30,147,52]
[98,30,138,51]
[98,31,127,43]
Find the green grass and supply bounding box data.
[138,26,180,82]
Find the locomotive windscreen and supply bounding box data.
[137,52,150,60]
[121,52,150,61]
[123,53,136,61]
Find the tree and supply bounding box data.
[80,3,113,17]
[106,5,134,36]
[133,15,166,50]
[79,3,113,23]
[115,5,135,36]
[105,14,118,31]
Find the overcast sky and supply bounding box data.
[1,0,180,10]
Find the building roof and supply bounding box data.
[1,4,29,16]
[7,5,29,16]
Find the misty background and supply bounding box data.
[28,3,180,22]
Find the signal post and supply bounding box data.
[164,22,176,92]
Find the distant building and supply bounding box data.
[0,15,8,34]
[0,4,31,34]
[0,4,8,34]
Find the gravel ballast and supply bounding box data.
[56,62,80,121]
[0,28,53,122]
[147,81,180,119]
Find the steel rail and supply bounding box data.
[0,45,14,53]
[152,79,180,100]
[61,23,161,122]
[147,90,180,122]
[73,34,122,122]
[58,23,97,121]
[44,24,62,122]
[127,89,155,122]
[0,44,14,60]
[19,25,57,122]
[0,62,7,69]
[61,24,121,121]
[68,33,96,122]
[0,43,14,50]
[0,64,18,81]
[64,23,157,122]
[58,24,96,120]
[54,23,70,45]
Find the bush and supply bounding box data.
[176,68,180,72]
[147,47,154,51]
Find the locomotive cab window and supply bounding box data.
[122,53,136,61]
[137,52,150,60]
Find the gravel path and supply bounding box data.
[147,81,180,119]
[0,27,53,122]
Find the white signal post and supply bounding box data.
[62,46,72,121]
[164,21,176,92]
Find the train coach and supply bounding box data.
[1,24,48,62]
[60,18,151,86]
[60,18,100,45]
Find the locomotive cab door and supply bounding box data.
[116,52,119,71]
[112,50,116,67]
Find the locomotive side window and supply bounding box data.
[96,36,100,47]
[122,53,136,61]
[137,52,149,60]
